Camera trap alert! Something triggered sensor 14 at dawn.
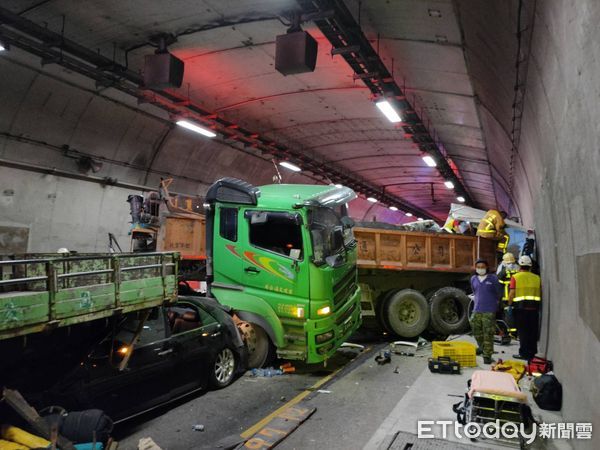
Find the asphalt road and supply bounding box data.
[115,332,428,450]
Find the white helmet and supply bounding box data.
[518,255,533,266]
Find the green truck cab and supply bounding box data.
[204,178,362,367]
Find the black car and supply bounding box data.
[47,296,247,421]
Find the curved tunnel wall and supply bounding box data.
[459,1,600,445]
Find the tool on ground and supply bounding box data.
[428,356,461,374]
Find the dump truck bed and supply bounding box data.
[354,227,497,272]
[0,252,179,340]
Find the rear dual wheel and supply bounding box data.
[380,289,430,338]
[429,287,471,335]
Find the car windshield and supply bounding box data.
[308,205,355,264]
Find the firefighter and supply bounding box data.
[508,255,542,360]
[497,252,520,301]
[476,209,509,253]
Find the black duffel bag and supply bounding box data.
[532,374,562,411]
[43,407,113,444]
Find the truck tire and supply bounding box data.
[381,289,430,338]
[238,322,275,368]
[429,287,471,335]
[375,290,395,334]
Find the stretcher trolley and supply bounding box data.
[453,370,535,449]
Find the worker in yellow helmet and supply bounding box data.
[508,255,541,360]
[497,252,520,301]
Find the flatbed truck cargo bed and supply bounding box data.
[0,252,179,340]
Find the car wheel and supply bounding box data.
[238,322,274,368]
[382,289,430,338]
[429,287,471,335]
[210,347,237,389]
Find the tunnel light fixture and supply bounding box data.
[457,196,466,203]
[0,43,5,52]
[375,100,402,123]
[405,212,413,217]
[280,161,302,172]
[367,197,378,203]
[176,120,216,138]
[422,155,437,167]
[334,184,343,188]
[417,217,424,221]
[389,206,398,211]
[444,180,454,189]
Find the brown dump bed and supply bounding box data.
[354,227,497,273]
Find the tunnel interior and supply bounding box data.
[0,0,599,446]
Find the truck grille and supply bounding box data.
[336,302,356,326]
[333,267,357,309]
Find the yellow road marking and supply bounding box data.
[240,346,372,439]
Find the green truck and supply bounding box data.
[131,178,362,367]
[0,253,179,341]
[205,178,362,367]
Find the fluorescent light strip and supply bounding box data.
[375,100,402,123]
[405,212,413,217]
[176,120,216,138]
[367,197,378,203]
[422,155,437,167]
[444,180,454,189]
[457,196,466,203]
[417,217,424,221]
[0,44,5,52]
[279,161,302,172]
[389,206,398,211]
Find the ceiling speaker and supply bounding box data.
[143,52,184,89]
[275,31,318,76]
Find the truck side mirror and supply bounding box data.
[325,254,344,268]
[341,216,355,229]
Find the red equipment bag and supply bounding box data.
[527,357,553,376]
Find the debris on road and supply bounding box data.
[374,350,391,365]
[317,389,331,394]
[192,425,205,432]
[138,437,162,450]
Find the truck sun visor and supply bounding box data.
[205,177,260,205]
[296,186,357,208]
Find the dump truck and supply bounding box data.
[354,225,497,338]
[0,252,179,341]
[129,178,362,367]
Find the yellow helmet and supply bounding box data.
[502,252,516,264]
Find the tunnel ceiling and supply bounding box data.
[0,0,516,221]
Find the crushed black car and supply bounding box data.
[44,296,247,422]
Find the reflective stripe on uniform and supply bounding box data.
[512,271,541,303]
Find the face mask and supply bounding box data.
[476,268,487,276]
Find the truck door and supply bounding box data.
[240,210,309,311]
[212,206,243,288]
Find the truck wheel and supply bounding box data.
[375,290,395,334]
[429,287,471,335]
[239,322,274,368]
[382,289,430,338]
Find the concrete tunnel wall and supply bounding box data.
[459,1,600,447]
[0,54,398,253]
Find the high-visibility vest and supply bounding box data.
[512,271,541,303]
[501,268,519,300]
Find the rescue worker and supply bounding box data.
[497,252,520,301]
[476,209,509,252]
[470,259,503,364]
[508,255,542,360]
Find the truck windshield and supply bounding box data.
[308,205,355,264]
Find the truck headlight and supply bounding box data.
[316,331,334,344]
[317,306,331,316]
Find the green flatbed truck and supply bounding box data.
[0,252,179,340]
